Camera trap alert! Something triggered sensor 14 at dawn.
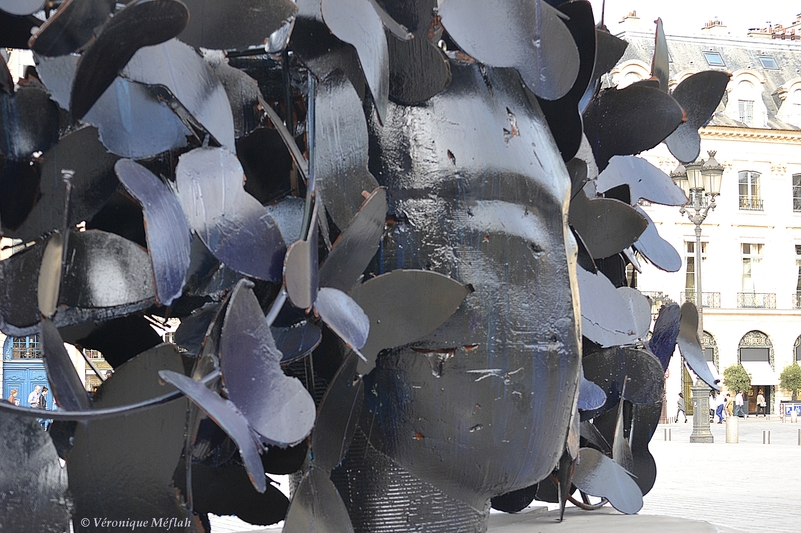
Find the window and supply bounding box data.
[758,56,779,69]
[703,51,725,67]
[739,171,762,210]
[795,336,801,361]
[85,349,104,359]
[795,245,801,308]
[683,241,707,305]
[742,242,763,292]
[164,331,175,344]
[12,335,41,359]
[794,174,801,212]
[739,99,754,125]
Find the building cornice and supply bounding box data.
[700,126,801,144]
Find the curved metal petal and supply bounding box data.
[159,369,267,493]
[29,0,114,57]
[175,147,286,282]
[319,187,386,292]
[178,0,297,51]
[115,159,191,306]
[597,156,687,207]
[569,192,648,259]
[321,0,389,122]
[650,18,669,92]
[632,206,682,272]
[572,448,643,515]
[312,351,364,472]
[36,55,191,158]
[283,467,355,533]
[315,287,369,355]
[677,301,720,390]
[577,372,606,412]
[284,225,319,310]
[37,232,63,319]
[123,39,236,152]
[272,320,322,364]
[648,302,681,371]
[221,279,316,446]
[617,287,652,340]
[314,72,380,230]
[439,0,579,101]
[349,269,471,374]
[0,0,44,16]
[583,85,684,172]
[577,267,638,347]
[665,71,731,163]
[70,0,189,120]
[41,319,92,411]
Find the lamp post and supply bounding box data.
[671,151,724,444]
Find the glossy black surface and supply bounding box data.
[178,0,297,50]
[116,159,191,305]
[205,52,263,139]
[314,287,370,355]
[665,71,732,163]
[68,345,191,531]
[321,0,389,122]
[220,280,316,446]
[0,86,60,160]
[42,319,92,411]
[0,53,12,93]
[439,0,579,100]
[314,72,380,230]
[569,192,647,259]
[174,302,222,357]
[648,303,681,370]
[0,10,41,47]
[650,18,669,92]
[273,320,323,363]
[70,0,189,120]
[175,147,286,282]
[73,314,163,368]
[0,241,47,336]
[632,206,682,272]
[576,266,639,348]
[0,413,71,532]
[29,0,114,56]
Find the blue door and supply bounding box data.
[3,335,53,410]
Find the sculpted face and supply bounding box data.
[333,63,581,527]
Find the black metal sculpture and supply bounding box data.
[0,1,728,532]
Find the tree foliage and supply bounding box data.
[780,363,801,401]
[723,364,751,395]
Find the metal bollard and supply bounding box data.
[798,429,800,446]
[726,415,738,443]
[763,430,771,444]
[663,428,672,441]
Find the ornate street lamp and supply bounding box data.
[671,150,724,443]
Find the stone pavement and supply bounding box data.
[211,416,801,533]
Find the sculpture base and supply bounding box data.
[689,434,714,443]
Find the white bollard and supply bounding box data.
[726,415,738,443]
[792,411,798,423]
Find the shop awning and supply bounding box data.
[741,361,780,386]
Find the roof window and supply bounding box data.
[758,56,778,69]
[703,52,725,67]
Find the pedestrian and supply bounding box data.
[7,389,18,405]
[709,391,716,422]
[735,390,745,418]
[27,385,41,408]
[715,392,726,423]
[757,389,767,417]
[676,392,688,422]
[725,393,733,417]
[38,386,49,429]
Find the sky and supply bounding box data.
[589,0,799,37]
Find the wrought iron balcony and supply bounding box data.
[739,196,763,211]
[681,291,720,308]
[737,292,776,309]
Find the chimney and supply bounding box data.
[617,10,643,32]
[700,17,728,36]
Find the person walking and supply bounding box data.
[38,386,49,429]
[725,393,733,417]
[735,390,745,418]
[676,392,688,423]
[27,385,41,408]
[757,390,767,417]
[715,392,726,423]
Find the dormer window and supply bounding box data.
[758,56,778,69]
[704,51,725,67]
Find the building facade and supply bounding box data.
[610,14,801,416]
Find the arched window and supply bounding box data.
[795,335,801,362]
[702,331,719,370]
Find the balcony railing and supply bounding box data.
[793,292,801,309]
[681,291,721,308]
[794,196,801,213]
[737,292,776,309]
[739,196,763,211]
